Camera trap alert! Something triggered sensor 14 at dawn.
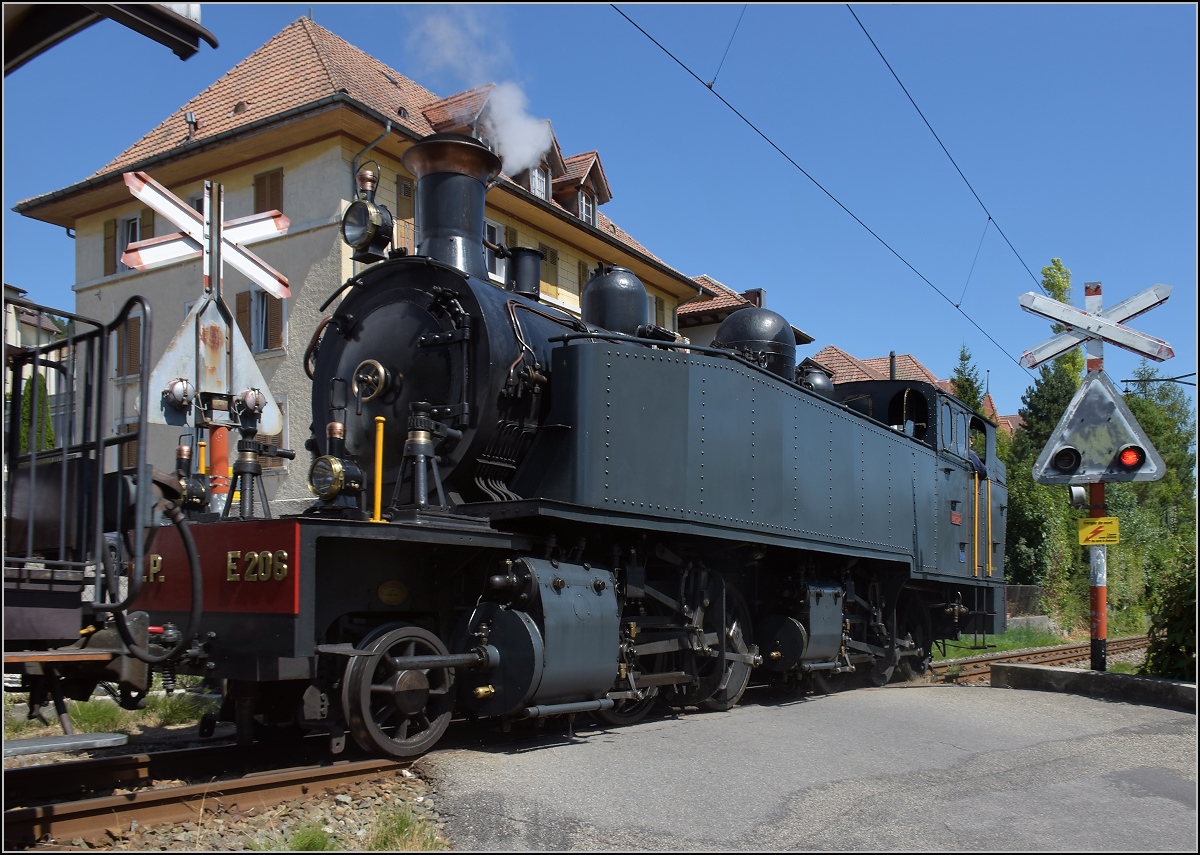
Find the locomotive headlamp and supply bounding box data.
[342,164,394,263]
[308,454,364,502]
[309,455,345,500]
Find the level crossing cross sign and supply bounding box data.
[1019,284,1173,369]
[121,171,291,299]
[120,172,287,435]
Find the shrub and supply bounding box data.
[1140,540,1197,682]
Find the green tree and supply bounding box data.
[18,373,56,452]
[1041,258,1085,380]
[950,343,984,412]
[1001,258,1086,598]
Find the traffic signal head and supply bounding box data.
[1050,446,1081,474]
[1115,444,1146,471]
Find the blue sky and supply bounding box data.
[3,4,1196,420]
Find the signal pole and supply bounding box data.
[1085,282,1106,672]
[1021,279,1172,675]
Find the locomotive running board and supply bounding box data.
[461,498,920,569]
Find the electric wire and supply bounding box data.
[708,5,748,88]
[611,5,1034,376]
[958,217,992,308]
[847,5,1049,296]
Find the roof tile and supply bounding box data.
[92,17,442,178]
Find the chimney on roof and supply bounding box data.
[742,288,765,308]
[185,111,198,142]
[890,351,897,380]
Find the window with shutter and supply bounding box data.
[264,294,283,350]
[395,177,416,251]
[538,243,559,292]
[115,316,141,377]
[395,178,414,219]
[505,225,518,247]
[254,168,283,213]
[115,214,140,273]
[238,291,285,352]
[140,208,154,243]
[236,291,252,344]
[117,422,139,471]
[578,261,591,295]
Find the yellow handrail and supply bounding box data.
[973,471,980,577]
[372,416,386,523]
[987,478,993,576]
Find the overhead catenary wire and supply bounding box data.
[846,5,1050,297]
[611,5,1034,377]
[707,5,748,89]
[958,217,992,308]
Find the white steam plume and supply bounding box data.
[483,82,553,176]
[402,10,551,176]
[403,8,507,89]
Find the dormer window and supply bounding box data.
[530,166,549,200]
[579,191,596,227]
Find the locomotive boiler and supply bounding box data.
[4,133,1007,758]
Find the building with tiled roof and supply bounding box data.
[809,345,1019,434]
[678,274,813,348]
[12,16,716,511]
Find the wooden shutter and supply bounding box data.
[104,219,117,276]
[127,316,141,374]
[538,243,558,289]
[236,291,252,344]
[116,316,141,376]
[578,261,590,295]
[395,178,414,220]
[140,207,154,241]
[505,225,518,247]
[265,295,283,349]
[254,169,283,213]
[118,423,139,471]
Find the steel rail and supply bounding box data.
[930,635,1148,683]
[4,755,411,846]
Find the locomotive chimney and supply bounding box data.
[401,133,502,279]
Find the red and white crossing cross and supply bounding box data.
[120,171,291,299]
[1018,282,1174,369]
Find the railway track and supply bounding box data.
[929,635,1149,683]
[2,739,412,847]
[3,637,1152,846]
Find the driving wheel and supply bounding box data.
[342,625,455,757]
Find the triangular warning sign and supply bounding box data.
[1032,370,1164,485]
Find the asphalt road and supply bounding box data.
[423,682,1197,851]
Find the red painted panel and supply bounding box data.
[140,519,301,614]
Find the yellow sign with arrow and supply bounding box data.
[1078,517,1120,545]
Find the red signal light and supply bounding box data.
[1117,445,1145,469]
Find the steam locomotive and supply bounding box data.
[4,133,1006,758]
